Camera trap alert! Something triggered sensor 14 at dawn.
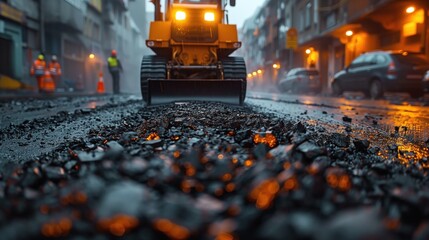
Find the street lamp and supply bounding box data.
[406,6,415,14]
[257,69,262,74]
[247,73,253,78]
[252,71,257,76]
[305,48,312,55]
[89,53,95,59]
[272,63,280,69]
[345,30,353,37]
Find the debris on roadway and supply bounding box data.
[0,102,428,240]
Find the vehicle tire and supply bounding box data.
[332,81,342,96]
[369,79,383,99]
[140,55,167,104]
[222,57,247,105]
[409,90,424,99]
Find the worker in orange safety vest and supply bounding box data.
[48,55,62,87]
[30,54,47,92]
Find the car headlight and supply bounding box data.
[204,12,215,22]
[175,11,186,21]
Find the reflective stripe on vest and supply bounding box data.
[108,57,118,67]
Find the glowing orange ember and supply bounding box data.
[249,179,280,210]
[283,177,298,191]
[146,132,160,141]
[154,219,190,240]
[326,168,351,191]
[225,183,236,192]
[222,173,232,182]
[244,159,253,167]
[171,136,180,141]
[253,132,277,148]
[216,232,235,240]
[98,214,139,237]
[41,218,72,238]
[60,191,88,205]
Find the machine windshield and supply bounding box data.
[173,0,218,4]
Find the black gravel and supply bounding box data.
[0,102,428,240]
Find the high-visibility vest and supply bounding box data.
[108,57,120,72]
[31,59,46,76]
[49,62,62,76]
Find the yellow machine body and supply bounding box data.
[141,0,247,105]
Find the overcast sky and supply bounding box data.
[146,0,266,28]
[227,0,265,28]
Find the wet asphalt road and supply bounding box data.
[0,92,428,239]
[2,92,427,165]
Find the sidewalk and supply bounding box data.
[0,89,110,102]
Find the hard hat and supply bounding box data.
[52,55,57,61]
[111,50,117,56]
[38,54,44,60]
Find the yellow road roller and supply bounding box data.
[142,0,246,105]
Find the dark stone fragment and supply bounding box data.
[371,163,389,175]
[97,181,151,219]
[234,129,252,143]
[394,126,400,133]
[121,158,148,176]
[316,208,394,240]
[253,144,269,160]
[142,139,163,148]
[81,108,92,114]
[345,126,352,133]
[296,141,326,161]
[64,160,78,170]
[322,111,327,114]
[258,213,320,240]
[122,131,139,142]
[296,122,307,133]
[77,151,104,162]
[106,141,124,158]
[353,139,370,152]
[368,147,380,154]
[241,139,253,148]
[331,133,350,148]
[43,166,66,180]
[342,116,352,123]
[20,167,43,188]
[153,193,203,232]
[388,144,398,152]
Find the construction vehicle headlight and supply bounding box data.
[204,12,215,21]
[175,11,186,21]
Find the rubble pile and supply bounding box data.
[0,102,428,239]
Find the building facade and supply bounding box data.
[241,0,429,93]
[0,0,147,93]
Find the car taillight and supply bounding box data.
[387,61,397,77]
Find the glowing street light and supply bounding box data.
[89,53,95,59]
[257,69,262,74]
[345,30,353,36]
[247,73,253,78]
[305,48,312,55]
[252,71,257,76]
[406,6,415,14]
[272,63,280,69]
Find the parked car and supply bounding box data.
[278,68,321,94]
[332,51,429,99]
[423,70,429,92]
